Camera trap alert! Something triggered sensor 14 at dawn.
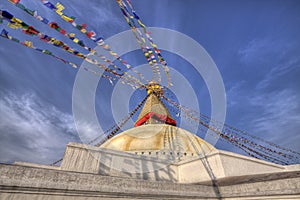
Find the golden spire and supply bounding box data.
[135,82,176,127]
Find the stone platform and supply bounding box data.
[1,141,300,200]
[1,163,300,200]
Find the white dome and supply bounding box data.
[101,124,215,156]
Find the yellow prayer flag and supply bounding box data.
[137,20,146,28]
[61,15,73,22]
[53,40,61,45]
[73,38,79,43]
[78,54,85,58]
[7,23,20,30]
[24,40,33,48]
[56,11,63,16]
[11,17,22,24]
[55,3,65,11]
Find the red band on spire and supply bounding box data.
[134,112,176,127]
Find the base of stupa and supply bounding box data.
[1,141,300,199]
[0,162,299,200]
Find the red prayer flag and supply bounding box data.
[9,0,20,4]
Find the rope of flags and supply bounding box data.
[4,1,145,88]
[8,0,93,52]
[180,102,300,160]
[124,0,172,87]
[0,9,143,89]
[160,95,284,164]
[224,123,300,157]
[3,1,172,88]
[117,0,172,87]
[0,28,120,84]
[163,95,297,164]
[119,1,161,82]
[35,0,146,84]
[0,28,77,67]
[161,95,300,165]
[0,10,86,58]
[51,93,149,166]
[95,93,149,146]
[117,0,159,83]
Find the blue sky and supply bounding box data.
[0,0,299,164]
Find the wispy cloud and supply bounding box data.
[248,89,300,150]
[76,121,103,144]
[256,57,300,89]
[225,82,300,152]
[239,38,273,64]
[237,36,299,90]
[226,80,246,107]
[238,38,292,65]
[0,91,79,164]
[61,0,127,35]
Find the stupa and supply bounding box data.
[0,83,299,199]
[101,82,214,158]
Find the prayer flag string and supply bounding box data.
[119,0,162,83]
[1,28,76,67]
[163,95,299,162]
[161,95,300,165]
[182,102,300,159]
[0,10,143,89]
[0,28,122,84]
[121,0,163,83]
[118,0,172,87]
[51,93,149,165]
[6,0,145,88]
[36,0,146,85]
[95,93,149,146]
[0,10,86,58]
[116,0,159,83]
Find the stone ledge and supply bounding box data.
[0,164,216,198]
[198,171,300,186]
[1,163,300,199]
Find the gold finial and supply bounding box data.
[147,81,164,96]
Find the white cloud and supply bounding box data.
[225,83,300,153]
[238,38,292,65]
[226,80,246,107]
[63,0,126,30]
[239,38,272,64]
[248,89,300,150]
[76,120,104,145]
[256,57,300,89]
[0,92,78,164]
